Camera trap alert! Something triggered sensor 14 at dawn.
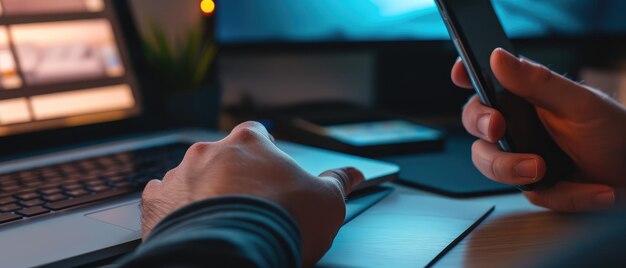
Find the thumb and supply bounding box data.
[490,48,595,119]
[319,167,365,197]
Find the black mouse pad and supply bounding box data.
[380,133,516,197]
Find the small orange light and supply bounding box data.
[201,0,215,15]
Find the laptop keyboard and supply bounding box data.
[0,143,190,226]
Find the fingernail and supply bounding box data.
[515,159,538,180]
[477,114,491,137]
[496,48,521,70]
[593,191,615,207]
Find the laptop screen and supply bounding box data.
[0,0,141,137]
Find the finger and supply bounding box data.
[491,48,596,119]
[524,181,615,212]
[319,167,366,197]
[472,140,546,185]
[462,95,507,143]
[452,58,473,89]
[142,179,162,197]
[229,121,274,144]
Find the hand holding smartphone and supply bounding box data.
[435,0,575,190]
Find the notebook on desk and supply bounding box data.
[319,192,494,268]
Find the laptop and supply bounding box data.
[0,1,399,267]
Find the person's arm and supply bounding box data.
[119,196,301,268]
[133,122,365,267]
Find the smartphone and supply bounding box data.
[295,119,443,147]
[435,0,574,190]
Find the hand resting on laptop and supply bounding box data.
[140,121,365,267]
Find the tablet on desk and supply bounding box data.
[303,120,444,147]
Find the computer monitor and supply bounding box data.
[215,0,626,116]
[0,0,141,137]
[217,0,626,44]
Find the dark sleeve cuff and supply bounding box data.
[119,196,302,268]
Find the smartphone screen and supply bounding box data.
[436,0,574,189]
[323,120,443,147]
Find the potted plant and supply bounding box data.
[142,20,221,129]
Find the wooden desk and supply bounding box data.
[388,185,585,267]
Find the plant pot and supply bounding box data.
[164,84,222,129]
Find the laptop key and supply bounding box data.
[0,197,16,205]
[107,175,126,182]
[0,143,190,224]
[66,189,89,197]
[87,185,110,193]
[0,180,18,186]
[0,213,21,224]
[62,183,83,190]
[2,185,20,193]
[45,187,135,211]
[42,194,66,202]
[24,181,43,188]
[85,180,104,187]
[15,192,40,200]
[16,207,50,217]
[20,199,44,207]
[42,176,65,183]
[0,204,21,212]
[112,181,132,188]
[39,187,62,195]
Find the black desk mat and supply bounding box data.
[381,133,516,197]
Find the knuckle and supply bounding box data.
[187,142,212,155]
[232,127,262,143]
[239,121,263,129]
[141,181,158,200]
[161,169,176,182]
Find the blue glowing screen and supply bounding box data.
[217,0,626,44]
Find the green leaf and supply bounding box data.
[140,20,216,94]
[193,43,217,87]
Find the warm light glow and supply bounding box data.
[31,85,135,120]
[201,0,215,15]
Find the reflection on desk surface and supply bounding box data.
[461,212,583,268]
[415,186,591,268]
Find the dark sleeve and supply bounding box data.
[118,196,302,268]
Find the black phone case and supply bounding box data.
[435,0,575,190]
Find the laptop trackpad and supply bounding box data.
[86,202,142,232]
